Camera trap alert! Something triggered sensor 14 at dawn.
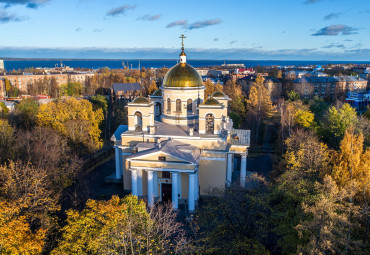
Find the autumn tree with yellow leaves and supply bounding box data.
[331,129,370,200]
[246,75,274,141]
[37,98,104,152]
[204,79,223,98]
[53,195,193,255]
[0,200,46,255]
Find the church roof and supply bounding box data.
[127,140,201,165]
[202,97,220,105]
[212,91,227,98]
[132,96,150,104]
[152,89,162,96]
[162,63,203,88]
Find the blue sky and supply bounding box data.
[0,0,369,60]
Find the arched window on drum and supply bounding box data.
[167,98,171,113]
[187,99,193,113]
[176,99,182,113]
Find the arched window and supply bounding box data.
[187,99,193,112]
[167,98,171,113]
[134,112,142,131]
[205,113,214,134]
[176,99,182,113]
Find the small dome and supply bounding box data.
[212,91,227,98]
[163,63,203,88]
[132,96,149,104]
[152,89,162,96]
[203,97,220,105]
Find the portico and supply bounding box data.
[127,139,201,211]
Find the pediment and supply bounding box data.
[128,150,196,165]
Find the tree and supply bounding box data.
[204,80,223,98]
[0,200,46,255]
[15,126,81,191]
[90,95,108,114]
[37,98,104,152]
[0,101,9,113]
[296,176,361,255]
[294,109,315,129]
[287,90,300,101]
[4,78,11,94]
[197,174,271,255]
[145,80,158,96]
[323,103,358,147]
[331,129,370,200]
[11,98,39,129]
[229,112,241,128]
[52,195,192,254]
[246,76,274,141]
[0,119,15,163]
[49,77,60,98]
[223,80,246,118]
[61,82,83,96]
[364,106,370,120]
[277,130,329,202]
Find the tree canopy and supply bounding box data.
[37,98,104,152]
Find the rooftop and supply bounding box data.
[112,83,141,93]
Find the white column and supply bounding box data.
[115,147,121,179]
[177,173,181,199]
[119,148,124,177]
[188,173,195,212]
[226,153,233,187]
[137,169,143,196]
[195,170,199,200]
[153,171,158,197]
[147,170,154,207]
[240,153,247,187]
[171,172,179,210]
[131,169,138,197]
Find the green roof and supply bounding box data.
[152,89,162,96]
[212,91,226,98]
[132,97,149,104]
[203,97,220,105]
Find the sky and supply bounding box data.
[0,0,369,60]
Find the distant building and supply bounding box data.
[221,63,245,68]
[0,60,4,70]
[345,91,370,111]
[0,100,16,112]
[0,78,5,97]
[292,76,368,99]
[112,83,143,102]
[0,73,94,93]
[195,68,209,76]
[239,75,282,101]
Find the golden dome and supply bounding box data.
[163,63,203,88]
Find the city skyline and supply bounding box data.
[1,0,370,60]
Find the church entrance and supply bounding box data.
[161,183,172,202]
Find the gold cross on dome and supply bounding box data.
[179,34,186,48]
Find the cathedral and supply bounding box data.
[111,35,250,211]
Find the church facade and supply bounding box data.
[112,36,250,211]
